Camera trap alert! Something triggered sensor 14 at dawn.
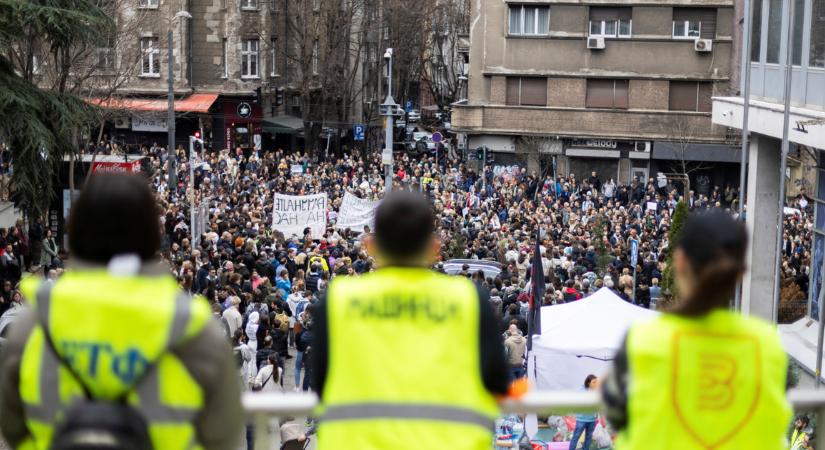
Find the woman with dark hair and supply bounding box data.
[602,211,791,450]
[568,375,599,450]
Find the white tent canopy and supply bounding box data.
[528,288,659,390]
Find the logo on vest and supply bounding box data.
[61,341,150,385]
[672,332,761,449]
[348,294,459,323]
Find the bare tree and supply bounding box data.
[422,0,469,112]
[657,114,715,176]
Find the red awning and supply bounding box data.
[89,93,219,113]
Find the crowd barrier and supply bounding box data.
[243,390,825,448]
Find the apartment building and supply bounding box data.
[712,0,824,326]
[95,0,376,152]
[453,0,740,187]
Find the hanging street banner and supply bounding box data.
[336,192,379,232]
[272,193,327,239]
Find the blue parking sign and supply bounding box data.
[405,101,413,113]
[353,124,365,141]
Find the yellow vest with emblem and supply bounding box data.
[318,267,499,450]
[618,309,791,450]
[17,271,212,450]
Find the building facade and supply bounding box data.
[712,0,824,326]
[453,0,741,187]
[92,0,377,153]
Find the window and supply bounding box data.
[221,38,228,78]
[585,79,628,109]
[240,0,257,10]
[669,81,712,112]
[672,8,716,39]
[750,0,762,62]
[589,7,632,38]
[96,47,114,70]
[270,37,277,76]
[508,5,550,36]
[138,0,158,8]
[312,40,319,75]
[505,77,547,106]
[792,0,804,66]
[140,37,159,76]
[766,0,783,63]
[241,39,259,78]
[812,0,825,67]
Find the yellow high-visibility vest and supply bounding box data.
[17,271,212,450]
[318,267,499,450]
[618,309,791,450]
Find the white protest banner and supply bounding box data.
[272,193,327,239]
[291,164,304,175]
[336,192,379,232]
[646,201,658,211]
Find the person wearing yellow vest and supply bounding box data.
[602,211,792,450]
[0,174,243,450]
[310,191,510,450]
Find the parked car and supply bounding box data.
[412,131,435,150]
[407,110,421,122]
[441,259,503,280]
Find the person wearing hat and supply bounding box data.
[312,191,511,450]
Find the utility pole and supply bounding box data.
[167,28,177,192]
[165,11,192,194]
[381,48,397,195]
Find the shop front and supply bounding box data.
[217,98,263,152]
[563,139,651,184]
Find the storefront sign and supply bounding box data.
[132,117,168,132]
[91,160,142,174]
[237,102,253,118]
[572,139,618,149]
[225,127,232,151]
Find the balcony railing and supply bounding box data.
[243,390,825,449]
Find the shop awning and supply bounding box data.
[262,115,304,135]
[89,93,219,113]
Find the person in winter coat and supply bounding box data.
[562,280,582,302]
[245,311,260,352]
[39,229,58,275]
[253,354,282,392]
[504,325,527,380]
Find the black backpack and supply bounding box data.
[37,306,153,450]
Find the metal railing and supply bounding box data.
[243,390,825,449]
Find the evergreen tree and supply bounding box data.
[592,213,613,277]
[661,200,689,302]
[0,0,111,218]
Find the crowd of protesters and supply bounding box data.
[0,140,814,389]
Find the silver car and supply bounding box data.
[440,259,503,280]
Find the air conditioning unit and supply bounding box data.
[587,36,605,50]
[634,141,651,153]
[694,39,713,52]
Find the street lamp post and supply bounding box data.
[381,48,397,196]
[166,10,193,195]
